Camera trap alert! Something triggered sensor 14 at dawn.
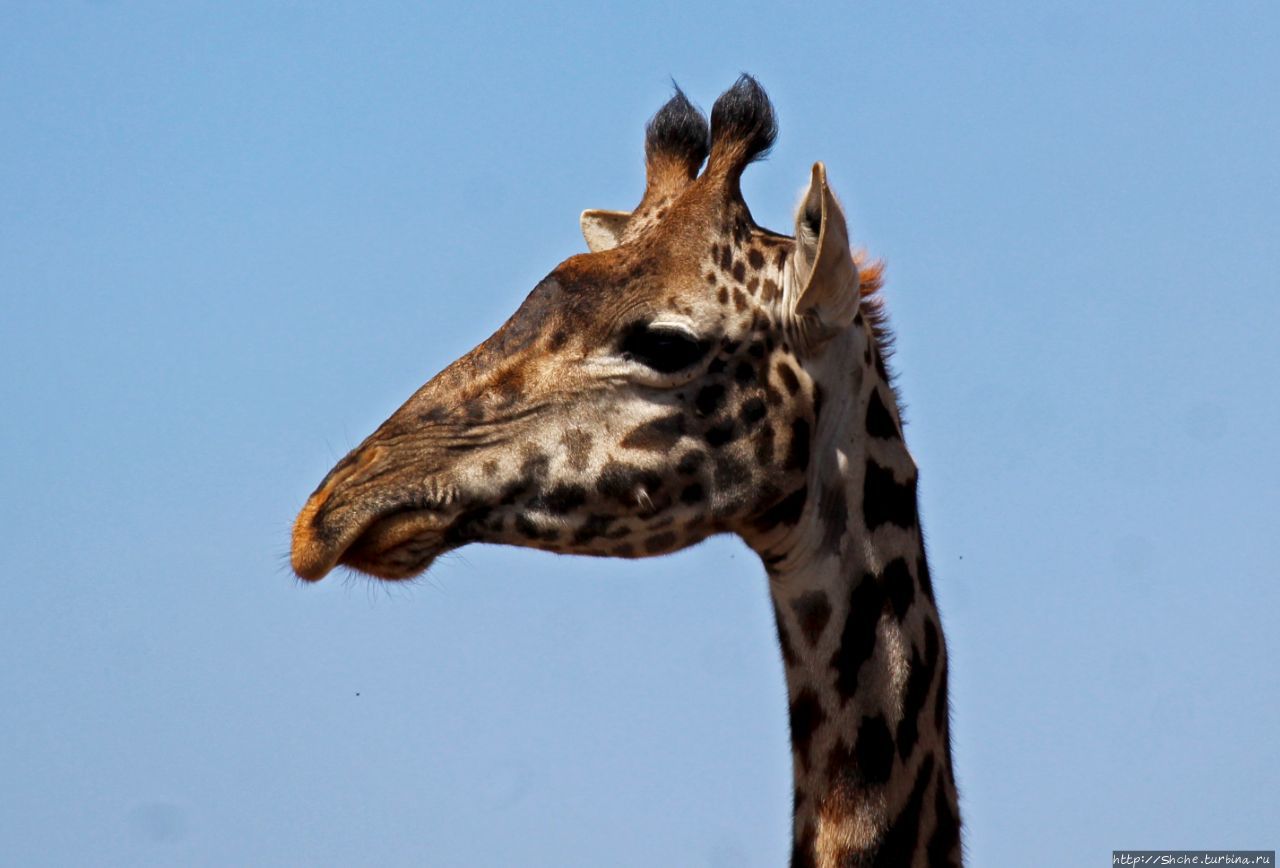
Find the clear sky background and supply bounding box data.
[2,2,1277,866]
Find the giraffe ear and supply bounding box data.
[792,162,860,332]
[580,209,632,253]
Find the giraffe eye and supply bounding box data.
[619,323,710,374]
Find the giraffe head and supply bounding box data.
[291,76,881,582]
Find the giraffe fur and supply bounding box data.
[290,75,961,867]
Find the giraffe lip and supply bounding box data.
[292,500,451,583]
[333,506,452,581]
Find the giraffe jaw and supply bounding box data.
[333,508,449,581]
[292,500,451,582]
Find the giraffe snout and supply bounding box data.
[291,445,388,581]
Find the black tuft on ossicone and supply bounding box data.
[645,84,710,174]
[709,74,778,172]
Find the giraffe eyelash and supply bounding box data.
[617,321,711,374]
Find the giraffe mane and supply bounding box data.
[854,254,901,400]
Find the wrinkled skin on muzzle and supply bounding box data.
[292,272,610,580]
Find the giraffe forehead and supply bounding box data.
[542,251,722,330]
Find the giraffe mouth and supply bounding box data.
[335,507,451,581]
[292,496,453,582]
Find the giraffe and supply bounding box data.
[290,76,961,867]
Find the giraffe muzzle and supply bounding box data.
[290,443,458,582]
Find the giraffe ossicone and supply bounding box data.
[291,75,961,867]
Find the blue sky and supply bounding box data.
[2,2,1277,865]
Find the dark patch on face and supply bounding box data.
[530,483,588,515]
[571,513,614,545]
[776,361,801,395]
[862,460,918,530]
[790,591,832,646]
[883,557,915,621]
[676,449,706,476]
[482,459,499,477]
[732,287,748,312]
[596,461,663,506]
[695,383,726,417]
[747,341,765,359]
[774,247,788,269]
[788,689,826,771]
[831,572,884,702]
[498,477,532,506]
[520,452,550,482]
[750,482,782,518]
[754,423,776,465]
[720,338,742,354]
[514,514,542,540]
[785,418,811,472]
[865,388,899,439]
[717,285,729,305]
[868,753,934,868]
[645,531,677,553]
[761,278,779,303]
[679,482,705,505]
[747,248,765,269]
[621,412,687,451]
[444,506,493,547]
[547,330,568,351]
[753,486,807,532]
[417,406,448,424]
[490,363,526,399]
[746,276,759,296]
[704,419,737,448]
[818,484,848,555]
[731,260,746,283]
[713,453,748,490]
[603,522,632,539]
[927,771,963,866]
[612,542,636,557]
[855,713,895,786]
[734,361,757,385]
[739,397,766,429]
[707,357,727,375]
[705,271,717,286]
[561,429,593,472]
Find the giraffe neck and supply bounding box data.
[748,324,962,867]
